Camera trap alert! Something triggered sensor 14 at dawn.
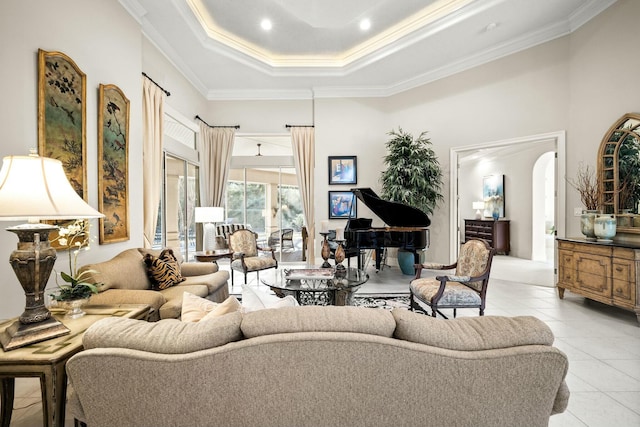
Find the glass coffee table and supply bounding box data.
[260,267,369,306]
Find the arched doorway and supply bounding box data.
[532,151,555,262]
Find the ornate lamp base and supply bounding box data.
[0,224,70,351]
[0,316,69,351]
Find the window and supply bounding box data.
[153,107,200,261]
[226,135,304,262]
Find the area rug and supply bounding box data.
[231,292,412,310]
[353,294,410,310]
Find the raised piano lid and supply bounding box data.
[350,188,431,228]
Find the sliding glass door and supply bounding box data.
[154,154,200,261]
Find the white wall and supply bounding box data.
[0,0,143,318]
[0,0,209,319]
[208,0,640,264]
[1,0,639,318]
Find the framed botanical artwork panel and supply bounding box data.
[483,174,505,218]
[38,49,87,200]
[328,191,357,219]
[328,156,357,185]
[98,84,130,244]
[38,49,87,250]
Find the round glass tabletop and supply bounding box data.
[260,267,369,306]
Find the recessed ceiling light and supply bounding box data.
[261,19,272,31]
[359,19,371,31]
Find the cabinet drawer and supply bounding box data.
[574,254,611,297]
[557,250,574,284]
[612,260,634,282]
[612,279,634,303]
[558,240,612,257]
[612,258,636,305]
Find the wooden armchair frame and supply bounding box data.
[410,239,496,319]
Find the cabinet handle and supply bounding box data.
[615,266,623,272]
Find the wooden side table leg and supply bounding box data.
[40,362,68,427]
[1,378,15,427]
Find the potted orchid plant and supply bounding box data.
[50,220,100,308]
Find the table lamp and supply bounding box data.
[0,152,104,351]
[195,207,224,252]
[473,201,485,219]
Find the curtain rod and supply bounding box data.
[285,124,315,128]
[195,115,239,129]
[141,72,170,97]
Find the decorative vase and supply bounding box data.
[580,210,598,241]
[320,233,331,268]
[59,298,90,319]
[594,214,616,242]
[397,249,416,275]
[492,207,499,221]
[334,240,346,270]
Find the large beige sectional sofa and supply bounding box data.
[78,248,229,320]
[66,306,569,427]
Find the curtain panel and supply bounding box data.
[199,125,235,208]
[142,77,165,248]
[291,127,315,261]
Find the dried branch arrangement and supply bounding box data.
[567,163,599,211]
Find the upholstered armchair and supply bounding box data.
[410,239,495,318]
[228,229,278,286]
[267,228,294,249]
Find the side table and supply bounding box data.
[0,303,150,427]
[194,250,233,265]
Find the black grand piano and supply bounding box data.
[345,188,430,271]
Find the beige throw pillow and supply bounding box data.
[181,292,241,322]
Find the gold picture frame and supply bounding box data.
[38,49,87,250]
[98,84,130,244]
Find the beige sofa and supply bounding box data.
[66,307,569,427]
[78,248,229,320]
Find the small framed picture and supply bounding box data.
[483,174,505,218]
[328,156,357,185]
[328,191,357,219]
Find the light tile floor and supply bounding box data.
[8,256,640,427]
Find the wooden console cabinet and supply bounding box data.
[557,238,640,323]
[464,219,510,255]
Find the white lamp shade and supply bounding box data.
[195,207,224,223]
[472,201,484,219]
[0,154,103,221]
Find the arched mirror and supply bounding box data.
[598,113,640,232]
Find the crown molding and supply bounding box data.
[569,0,618,31]
[120,0,618,101]
[207,89,315,101]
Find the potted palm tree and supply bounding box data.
[380,128,444,273]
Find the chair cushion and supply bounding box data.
[143,249,186,290]
[392,309,555,351]
[231,256,277,272]
[411,278,481,306]
[78,248,151,291]
[241,306,396,339]
[455,239,491,291]
[82,312,243,354]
